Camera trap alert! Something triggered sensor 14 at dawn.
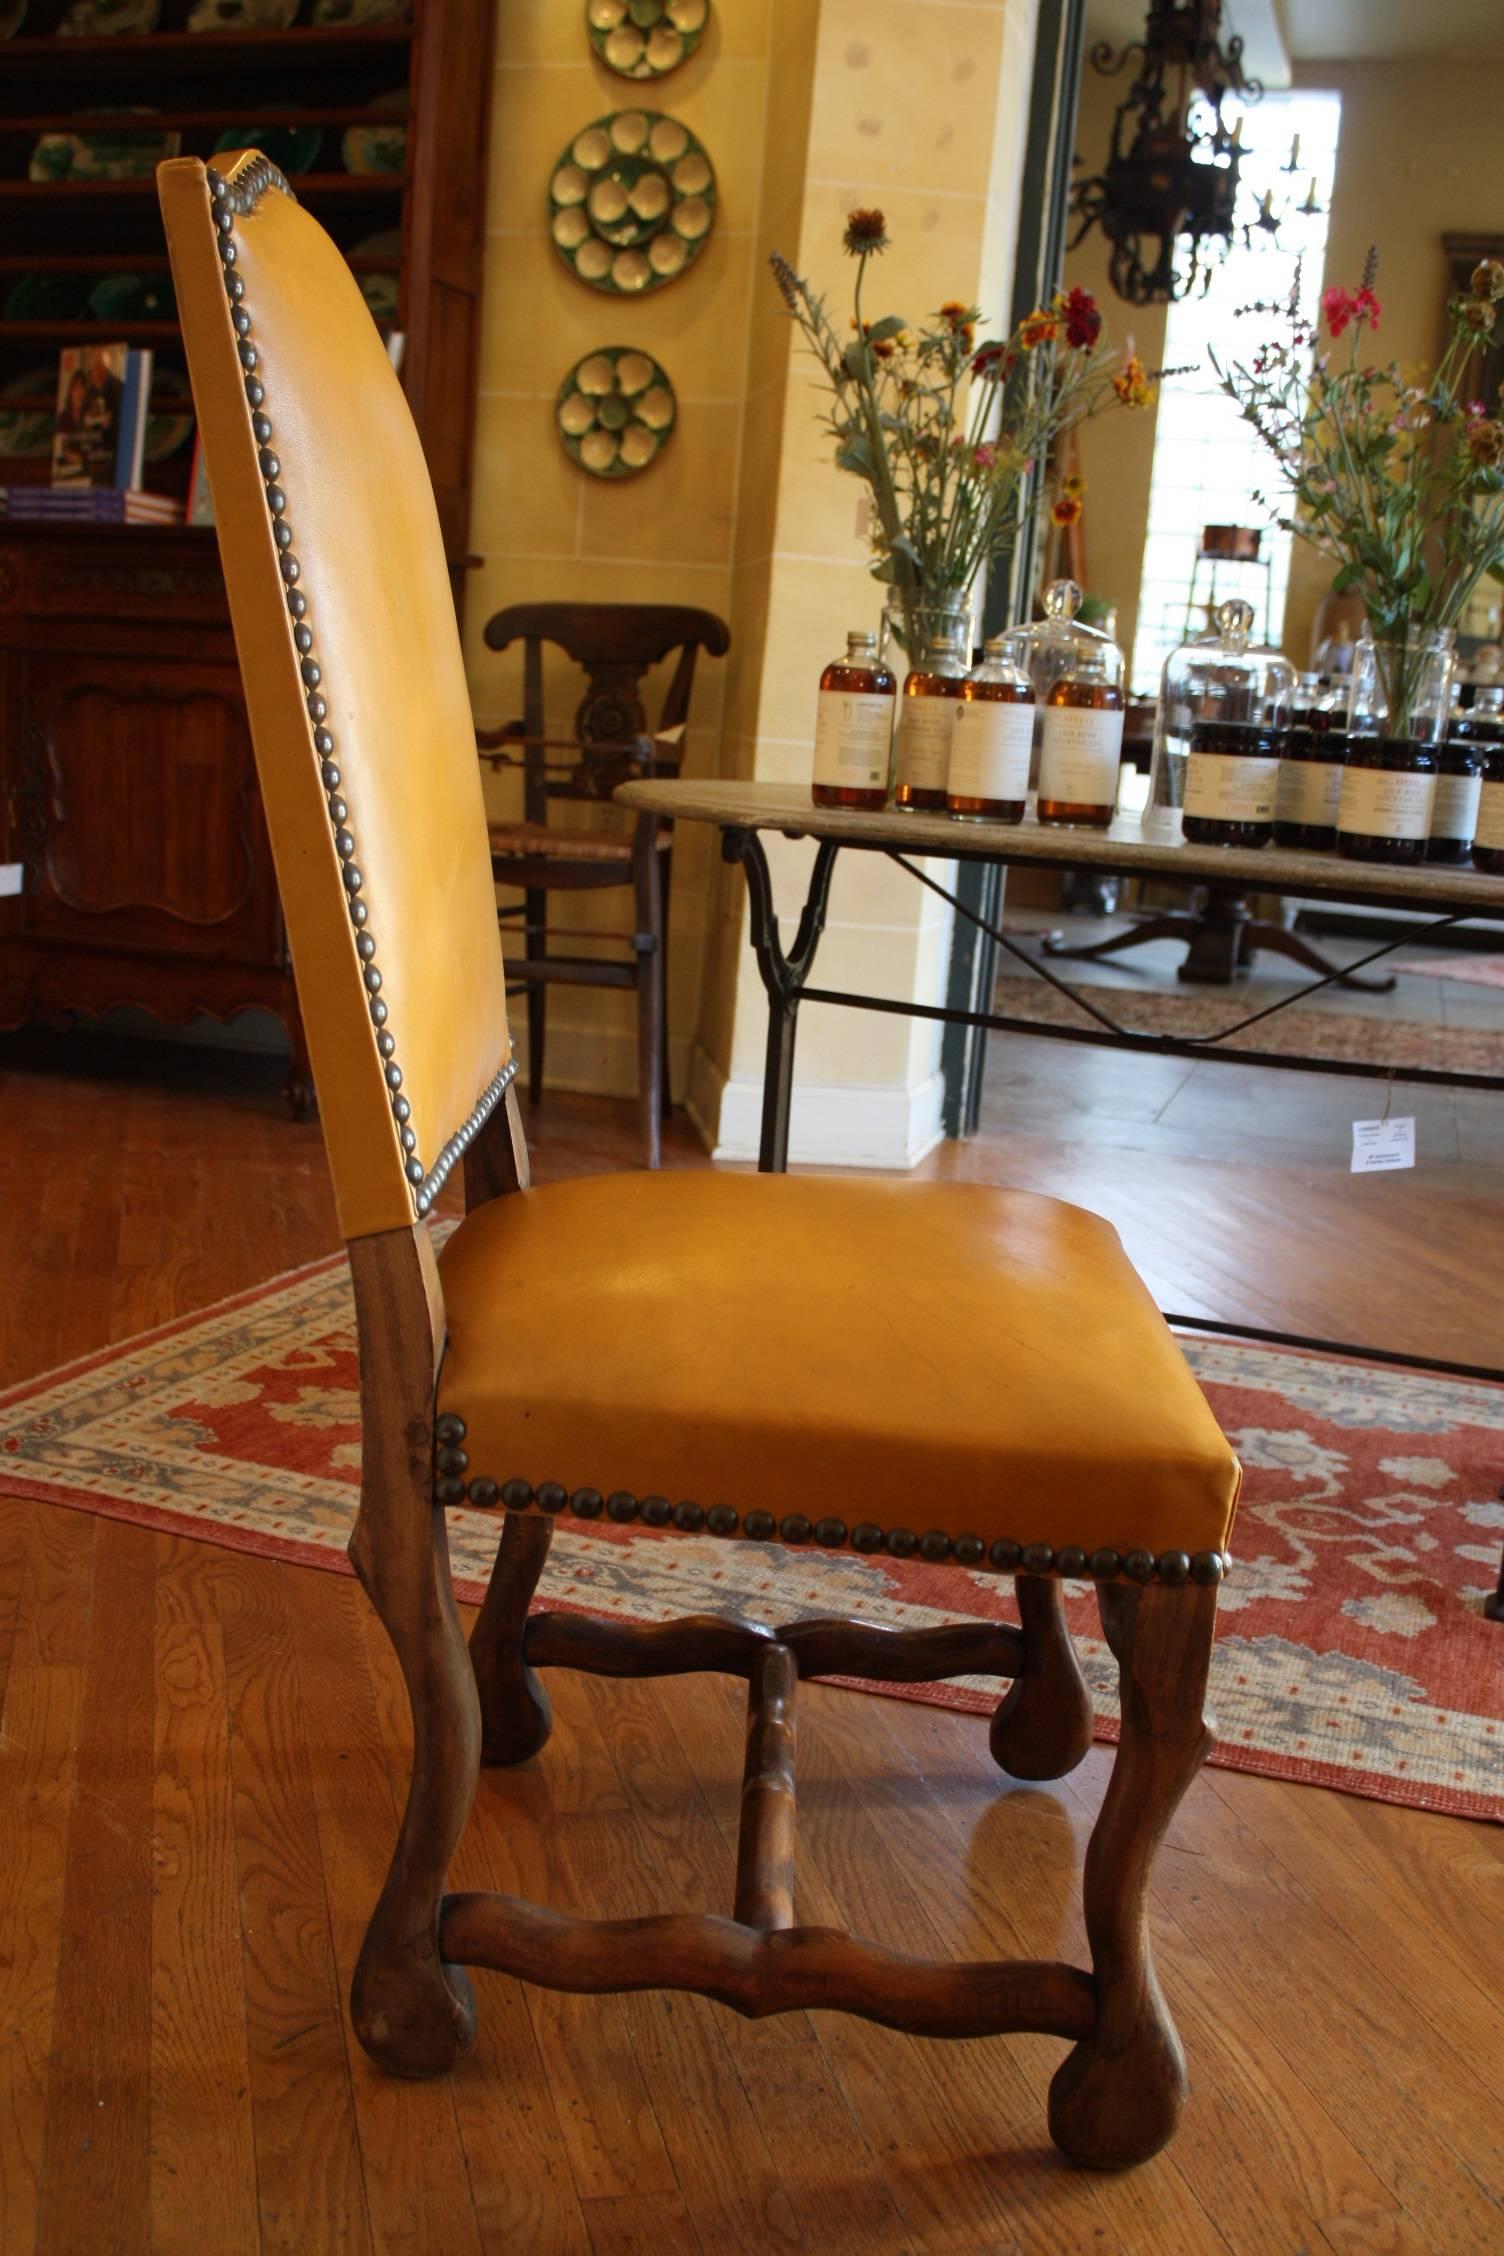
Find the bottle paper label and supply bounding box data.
[812,689,892,790]
[1432,770,1482,839]
[949,698,1032,801]
[1038,705,1124,806]
[1337,763,1437,841]
[1276,757,1343,827]
[1183,751,1280,823]
[1476,778,1504,849]
[1351,1116,1416,1174]
[896,693,956,791]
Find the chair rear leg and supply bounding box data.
[990,1572,1094,1780]
[470,1511,554,1765]
[1047,1579,1216,2168]
[525,885,547,1106]
[633,831,664,1169]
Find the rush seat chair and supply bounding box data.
[159,152,1240,2172]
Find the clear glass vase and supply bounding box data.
[1348,624,1455,746]
[879,590,976,678]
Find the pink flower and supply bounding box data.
[973,442,997,470]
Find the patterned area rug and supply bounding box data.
[1,1244,1499,1822]
[992,972,1504,1072]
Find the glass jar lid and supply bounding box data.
[1015,579,1124,698]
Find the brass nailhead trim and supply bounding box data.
[429,1457,1231,1586]
[206,159,517,1224]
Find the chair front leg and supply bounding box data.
[631,813,665,1169]
[347,1229,481,2079]
[1048,1578,1217,2168]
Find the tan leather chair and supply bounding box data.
[160,151,1239,2172]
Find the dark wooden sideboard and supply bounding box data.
[0,0,495,1107]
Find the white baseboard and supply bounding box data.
[686,1042,946,1171]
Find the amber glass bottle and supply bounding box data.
[1432,686,1503,862]
[894,638,965,812]
[1182,720,1282,848]
[1336,740,1438,864]
[947,633,1033,822]
[1474,745,1504,873]
[811,630,896,811]
[1037,649,1125,828]
[1274,678,1345,849]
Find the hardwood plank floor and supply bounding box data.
[0,1022,1501,2255]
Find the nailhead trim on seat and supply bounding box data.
[204,157,517,1222]
[425,1428,1229,1586]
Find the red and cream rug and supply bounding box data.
[1,1244,1499,1823]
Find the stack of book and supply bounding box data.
[1,486,184,525]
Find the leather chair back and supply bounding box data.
[159,152,511,1239]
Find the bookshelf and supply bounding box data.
[0,0,495,1109]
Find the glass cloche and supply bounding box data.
[1147,599,1296,830]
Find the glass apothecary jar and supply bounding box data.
[1149,600,1294,845]
[1275,672,1347,850]
[1337,625,1454,864]
[879,591,974,681]
[811,629,896,811]
[948,631,1033,822]
[1019,580,1125,828]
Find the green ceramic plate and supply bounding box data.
[57,0,159,32]
[4,273,97,320]
[585,0,707,81]
[0,368,56,462]
[213,121,324,175]
[550,111,715,294]
[88,270,178,321]
[144,363,195,463]
[556,346,676,478]
[343,91,408,179]
[30,111,181,184]
[187,0,298,27]
[312,0,411,25]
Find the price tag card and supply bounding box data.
[1351,1116,1416,1174]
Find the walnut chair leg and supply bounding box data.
[989,1573,1094,1781]
[346,1230,481,2081]
[1047,1580,1216,2169]
[470,1511,555,1766]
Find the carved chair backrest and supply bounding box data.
[482,603,729,819]
[159,152,512,1240]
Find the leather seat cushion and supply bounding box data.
[436,1173,1239,1562]
[488,821,669,863]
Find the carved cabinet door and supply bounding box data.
[17,651,283,966]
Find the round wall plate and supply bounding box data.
[556,347,676,477]
[585,0,708,81]
[550,110,715,294]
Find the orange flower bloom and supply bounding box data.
[1113,353,1155,408]
[1051,493,1083,528]
[1019,308,1059,351]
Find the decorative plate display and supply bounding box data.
[2,3,28,38]
[0,369,56,462]
[586,0,708,80]
[556,348,676,477]
[213,120,323,175]
[30,112,181,184]
[342,91,408,179]
[350,229,401,325]
[312,0,411,26]
[187,0,298,26]
[550,112,715,294]
[144,363,195,463]
[57,0,159,31]
[88,270,178,321]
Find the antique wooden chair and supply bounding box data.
[160,152,1239,2172]
[477,602,730,1168]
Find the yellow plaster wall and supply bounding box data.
[468,0,779,1103]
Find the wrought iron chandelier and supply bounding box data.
[1068,0,1270,305]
